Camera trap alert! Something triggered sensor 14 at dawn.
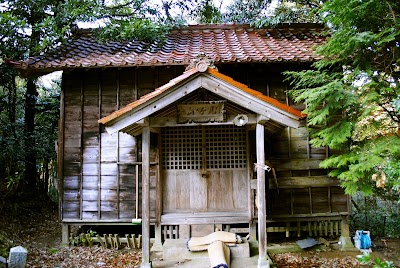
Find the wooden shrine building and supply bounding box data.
[10,24,352,268]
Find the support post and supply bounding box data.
[249,223,257,242]
[256,123,269,268]
[339,215,355,250]
[61,224,70,247]
[340,194,355,250]
[141,126,151,268]
[247,126,257,242]
[151,225,163,252]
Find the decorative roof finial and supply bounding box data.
[186,54,217,72]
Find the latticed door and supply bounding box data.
[162,125,248,213]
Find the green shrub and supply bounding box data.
[357,254,395,268]
[351,192,400,238]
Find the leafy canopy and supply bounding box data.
[286,0,400,195]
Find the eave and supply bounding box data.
[98,66,306,136]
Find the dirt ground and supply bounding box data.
[0,190,399,267]
[269,238,400,267]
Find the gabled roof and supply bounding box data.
[8,23,325,77]
[99,66,306,135]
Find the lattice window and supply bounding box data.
[206,125,246,169]
[162,125,246,170]
[162,126,203,170]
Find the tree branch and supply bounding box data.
[103,0,138,10]
[379,103,400,123]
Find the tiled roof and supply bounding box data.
[98,67,305,127]
[9,23,325,76]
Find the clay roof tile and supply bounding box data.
[11,23,326,76]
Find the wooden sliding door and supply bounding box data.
[162,125,248,213]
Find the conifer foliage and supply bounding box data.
[286,0,400,195]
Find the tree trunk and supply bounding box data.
[24,78,38,187]
[8,74,17,178]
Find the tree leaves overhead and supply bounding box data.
[286,0,400,195]
[252,0,322,27]
[222,0,270,24]
[0,0,189,57]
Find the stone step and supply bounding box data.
[162,238,250,260]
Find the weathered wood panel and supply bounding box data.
[267,118,348,219]
[269,190,291,215]
[331,186,348,213]
[269,176,340,189]
[176,171,190,210]
[292,188,310,214]
[60,64,348,224]
[63,162,80,175]
[62,68,156,222]
[312,187,330,213]
[163,169,247,213]
[190,173,207,210]
[81,176,98,190]
[82,147,99,162]
[63,176,80,190]
[62,200,80,219]
[208,171,235,210]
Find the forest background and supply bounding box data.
[0,0,399,244]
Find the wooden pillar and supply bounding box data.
[151,225,163,252]
[341,216,350,237]
[256,123,269,268]
[141,126,151,268]
[61,224,70,247]
[339,195,354,250]
[247,126,257,241]
[152,133,163,252]
[339,215,354,250]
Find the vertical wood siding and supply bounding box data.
[60,63,348,222]
[61,66,185,221]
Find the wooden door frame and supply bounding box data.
[160,125,250,219]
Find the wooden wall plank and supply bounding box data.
[292,189,310,214]
[118,147,136,162]
[269,176,341,189]
[82,148,99,162]
[100,163,118,176]
[82,189,98,201]
[82,163,99,176]
[163,171,175,212]
[60,64,348,224]
[190,171,207,211]
[330,186,348,213]
[81,200,97,211]
[208,171,234,210]
[312,188,329,213]
[63,176,80,190]
[64,163,80,176]
[232,169,248,209]
[271,159,323,171]
[269,190,292,215]
[176,171,190,209]
[62,201,80,219]
[82,178,98,190]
